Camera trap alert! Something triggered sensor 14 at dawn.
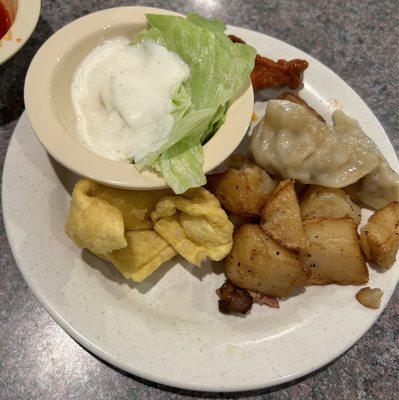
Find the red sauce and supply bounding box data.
[0,2,11,40]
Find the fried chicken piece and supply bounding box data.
[277,92,325,122]
[228,34,246,44]
[229,35,309,91]
[218,279,253,315]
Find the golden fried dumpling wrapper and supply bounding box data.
[150,188,234,266]
[65,180,127,254]
[107,231,176,282]
[89,184,172,231]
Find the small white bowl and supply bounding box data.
[0,0,41,65]
[24,6,254,190]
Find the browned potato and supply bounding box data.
[359,201,399,269]
[261,179,310,251]
[300,217,368,285]
[225,224,310,297]
[356,287,383,309]
[207,158,276,216]
[300,185,362,226]
[228,214,259,231]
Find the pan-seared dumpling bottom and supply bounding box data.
[251,100,380,187]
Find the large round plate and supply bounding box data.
[3,25,399,392]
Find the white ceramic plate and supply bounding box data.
[3,25,399,392]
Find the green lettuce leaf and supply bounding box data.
[136,14,256,193]
[185,13,226,33]
[154,136,206,192]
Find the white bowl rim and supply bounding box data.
[24,6,254,190]
[0,0,41,65]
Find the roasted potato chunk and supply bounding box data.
[356,287,383,309]
[225,224,310,297]
[207,158,276,216]
[300,217,368,285]
[300,185,361,225]
[359,201,399,269]
[261,179,310,251]
[228,214,259,231]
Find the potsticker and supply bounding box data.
[150,188,234,266]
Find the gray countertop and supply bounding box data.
[0,1,398,399]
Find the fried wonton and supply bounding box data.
[65,180,127,255]
[150,187,234,266]
[107,230,176,282]
[89,184,172,231]
[66,179,176,282]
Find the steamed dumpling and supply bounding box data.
[346,160,399,209]
[332,109,399,209]
[251,100,398,208]
[251,100,379,187]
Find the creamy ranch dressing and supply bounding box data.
[71,37,190,161]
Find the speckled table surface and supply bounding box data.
[0,0,398,399]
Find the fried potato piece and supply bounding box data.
[359,201,399,269]
[300,185,362,226]
[90,184,172,231]
[261,179,310,251]
[207,158,276,216]
[300,217,368,285]
[225,224,310,297]
[356,287,383,309]
[150,188,233,266]
[65,180,127,255]
[107,231,176,282]
[228,214,259,231]
[277,92,325,122]
[229,34,308,91]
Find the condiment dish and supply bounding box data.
[0,0,41,65]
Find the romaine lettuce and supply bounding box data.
[136,13,256,193]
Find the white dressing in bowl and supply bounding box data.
[71,37,190,162]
